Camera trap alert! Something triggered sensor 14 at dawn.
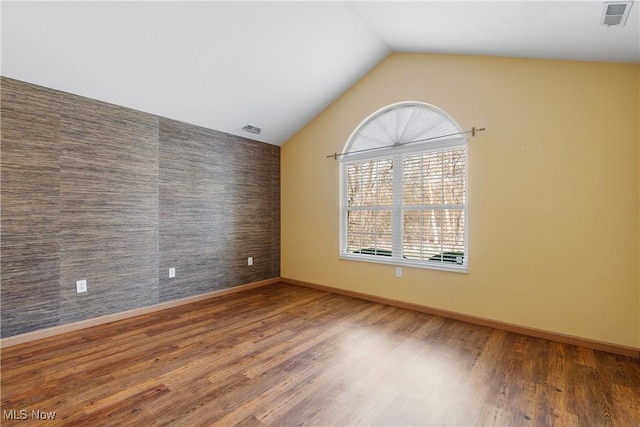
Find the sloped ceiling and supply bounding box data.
[2,1,639,146]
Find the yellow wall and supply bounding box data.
[281,53,640,348]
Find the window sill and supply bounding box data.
[339,254,468,273]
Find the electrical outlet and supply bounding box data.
[76,279,87,293]
[248,257,253,266]
[169,268,175,278]
[395,267,402,278]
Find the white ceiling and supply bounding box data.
[2,1,639,146]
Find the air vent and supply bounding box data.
[601,1,633,26]
[242,124,262,135]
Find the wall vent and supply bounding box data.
[242,124,262,134]
[601,1,634,26]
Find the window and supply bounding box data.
[340,102,468,272]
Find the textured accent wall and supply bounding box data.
[0,77,280,338]
[1,81,62,336]
[158,118,280,302]
[59,93,160,326]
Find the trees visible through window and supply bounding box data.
[339,102,468,271]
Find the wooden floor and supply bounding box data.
[2,283,639,426]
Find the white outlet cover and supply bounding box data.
[169,268,176,278]
[76,279,87,293]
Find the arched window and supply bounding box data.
[339,101,468,271]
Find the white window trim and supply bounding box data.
[338,102,469,273]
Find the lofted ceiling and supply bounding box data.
[1,1,639,146]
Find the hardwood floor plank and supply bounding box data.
[2,282,639,426]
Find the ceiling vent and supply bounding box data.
[601,1,634,26]
[242,124,262,135]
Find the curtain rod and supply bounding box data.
[326,127,485,160]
